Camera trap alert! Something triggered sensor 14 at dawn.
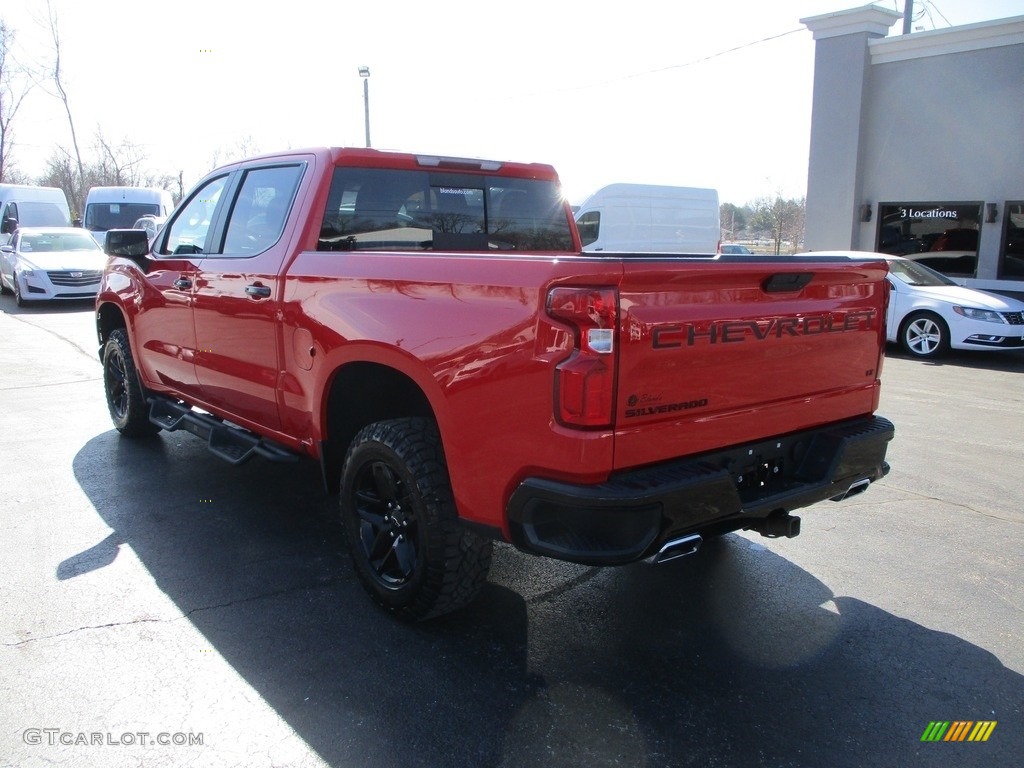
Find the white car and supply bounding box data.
[133,214,167,241]
[884,256,1024,358]
[802,252,1024,358]
[0,227,107,306]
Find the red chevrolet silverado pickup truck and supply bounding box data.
[96,147,893,620]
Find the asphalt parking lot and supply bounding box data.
[1,299,1022,768]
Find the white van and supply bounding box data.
[0,184,72,244]
[84,186,174,244]
[574,183,720,255]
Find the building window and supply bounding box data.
[999,202,1024,279]
[876,202,981,279]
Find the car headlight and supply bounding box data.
[953,306,1007,323]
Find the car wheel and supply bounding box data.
[102,329,161,437]
[339,417,492,621]
[0,273,10,296]
[899,311,950,359]
[13,273,26,307]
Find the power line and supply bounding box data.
[498,26,806,103]
[570,27,805,92]
[924,0,953,28]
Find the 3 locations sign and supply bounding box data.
[876,202,981,261]
[897,206,962,220]
[881,202,981,225]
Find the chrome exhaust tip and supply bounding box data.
[830,477,872,502]
[653,533,703,564]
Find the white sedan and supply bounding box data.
[802,252,1024,358]
[884,256,1024,358]
[0,227,108,306]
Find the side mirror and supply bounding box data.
[1,217,17,235]
[0,244,13,254]
[72,217,83,228]
[104,228,152,273]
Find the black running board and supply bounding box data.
[148,397,298,465]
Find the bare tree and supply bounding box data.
[44,0,86,211]
[36,148,80,214]
[719,202,749,242]
[750,194,806,255]
[94,129,147,186]
[0,20,36,183]
[97,134,177,197]
[209,135,262,171]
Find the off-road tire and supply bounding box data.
[102,329,161,437]
[339,417,492,621]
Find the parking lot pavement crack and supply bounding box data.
[0,376,102,391]
[4,616,175,647]
[179,581,341,620]
[983,586,1024,614]
[3,581,339,648]
[849,491,1023,525]
[4,312,100,365]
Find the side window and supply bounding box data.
[576,211,600,246]
[222,165,304,255]
[1,203,18,238]
[159,175,229,256]
[318,167,436,251]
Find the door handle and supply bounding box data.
[173,277,192,290]
[245,283,271,298]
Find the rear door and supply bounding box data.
[613,255,888,470]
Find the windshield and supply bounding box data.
[84,202,162,232]
[17,201,71,227]
[20,231,101,252]
[317,168,574,252]
[888,258,957,287]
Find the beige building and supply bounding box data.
[801,4,1024,293]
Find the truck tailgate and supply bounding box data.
[614,255,887,470]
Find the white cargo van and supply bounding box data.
[574,183,720,254]
[0,185,72,244]
[84,186,174,244]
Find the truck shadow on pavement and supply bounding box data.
[72,431,1023,768]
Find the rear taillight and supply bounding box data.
[546,287,618,428]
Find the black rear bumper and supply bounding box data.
[507,415,894,565]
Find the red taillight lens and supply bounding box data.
[547,287,618,428]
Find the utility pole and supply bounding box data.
[358,66,371,148]
[903,0,914,34]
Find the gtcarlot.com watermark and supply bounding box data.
[23,728,203,747]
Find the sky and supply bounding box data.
[3,0,1023,207]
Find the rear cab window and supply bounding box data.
[317,167,573,252]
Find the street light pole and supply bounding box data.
[358,66,371,148]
